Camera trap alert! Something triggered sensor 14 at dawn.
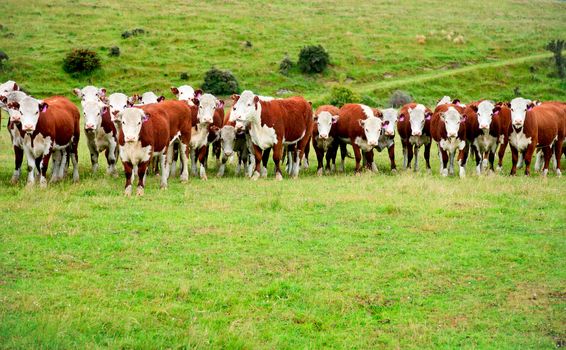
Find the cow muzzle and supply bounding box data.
[23,124,35,133]
[319,133,328,139]
[124,136,137,143]
[224,150,233,157]
[447,133,457,139]
[368,140,378,146]
[384,131,394,136]
[412,131,422,136]
[85,123,96,131]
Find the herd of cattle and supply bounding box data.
[0,80,564,196]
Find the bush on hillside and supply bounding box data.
[279,54,294,75]
[545,39,565,78]
[201,68,240,95]
[328,86,360,108]
[109,46,120,57]
[0,50,8,70]
[62,48,101,75]
[298,45,330,74]
[388,90,412,108]
[360,95,377,107]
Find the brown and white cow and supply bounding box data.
[332,104,384,174]
[171,85,197,105]
[374,107,398,172]
[229,90,312,180]
[132,91,165,105]
[81,100,119,175]
[397,103,433,172]
[431,103,468,177]
[1,90,28,183]
[10,96,80,187]
[217,110,253,177]
[312,105,340,176]
[507,98,565,176]
[463,100,505,174]
[118,105,171,196]
[73,85,106,105]
[107,92,133,128]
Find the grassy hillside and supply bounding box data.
[0,0,565,349]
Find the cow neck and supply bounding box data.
[101,109,116,136]
[248,102,264,129]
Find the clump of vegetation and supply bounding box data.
[62,48,101,75]
[201,67,240,95]
[298,45,330,74]
[121,28,146,39]
[279,54,294,75]
[109,46,120,57]
[545,39,564,78]
[243,40,253,48]
[328,86,360,107]
[0,50,8,70]
[360,95,377,107]
[388,90,412,108]
[179,72,189,80]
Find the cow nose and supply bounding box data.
[125,136,136,142]
[368,140,377,146]
[412,131,421,136]
[480,124,489,129]
[319,133,328,139]
[11,116,20,122]
[448,133,457,138]
[513,120,522,126]
[385,131,394,136]
[224,150,233,157]
[23,124,34,131]
[85,123,95,130]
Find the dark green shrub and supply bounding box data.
[388,90,412,108]
[545,39,565,78]
[360,95,377,107]
[329,86,360,108]
[279,55,294,75]
[109,46,120,57]
[201,68,240,95]
[62,48,101,74]
[298,45,330,74]
[180,72,189,80]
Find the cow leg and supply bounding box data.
[137,161,149,196]
[179,140,190,182]
[510,146,519,176]
[217,153,228,177]
[302,140,310,169]
[190,148,197,176]
[389,145,396,173]
[39,152,52,188]
[315,144,324,176]
[406,143,414,169]
[170,143,178,178]
[285,146,293,175]
[12,145,23,184]
[261,148,270,178]
[439,148,449,177]
[488,149,496,173]
[70,139,80,183]
[413,145,419,172]
[365,150,376,172]
[50,150,62,183]
[273,141,284,181]
[251,144,263,180]
[402,141,408,169]
[458,145,468,178]
[497,139,507,172]
[87,140,99,174]
[424,142,432,173]
[58,149,68,180]
[540,146,553,177]
[352,144,362,175]
[198,146,209,180]
[471,145,481,175]
[554,138,564,177]
[24,147,37,186]
[517,152,524,169]
[524,145,535,176]
[106,139,118,176]
[161,150,171,188]
[123,161,134,196]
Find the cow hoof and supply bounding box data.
[426,168,432,175]
[40,180,48,189]
[317,168,323,176]
[124,186,132,197]
[136,187,145,196]
[10,176,19,185]
[441,169,448,177]
[391,169,398,174]
[542,169,548,177]
[160,184,168,190]
[459,167,466,178]
[355,172,361,177]
[276,173,283,181]
[556,169,562,177]
[251,171,260,181]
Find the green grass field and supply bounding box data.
[1,0,565,349]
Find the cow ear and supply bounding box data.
[142,112,150,123]
[332,115,339,124]
[157,95,165,102]
[39,101,48,113]
[398,113,405,122]
[358,119,365,127]
[425,112,432,120]
[452,99,461,105]
[460,114,467,122]
[73,88,82,98]
[13,83,19,91]
[217,99,225,109]
[253,95,260,107]
[194,89,203,100]
[471,105,478,113]
[231,94,240,102]
[527,102,534,111]
[99,88,106,97]
[0,95,6,104]
[192,97,200,106]
[170,87,179,96]
[492,106,501,115]
[313,115,318,121]
[210,125,221,133]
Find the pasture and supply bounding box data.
[1,0,565,349]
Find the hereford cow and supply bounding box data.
[11,96,80,187]
[229,90,312,180]
[0,80,19,108]
[118,105,171,196]
[73,86,106,107]
[1,90,28,183]
[374,107,398,172]
[171,85,196,105]
[397,103,433,172]
[312,105,340,176]
[431,103,468,177]
[191,93,224,180]
[463,100,505,174]
[507,98,565,176]
[217,110,252,177]
[107,93,133,129]
[133,91,165,105]
[331,104,383,174]
[81,100,119,175]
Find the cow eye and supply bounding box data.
[247,104,251,107]
[123,105,127,108]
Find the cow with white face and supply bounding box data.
[1,91,29,183]
[312,105,340,175]
[107,93,132,127]
[431,104,468,177]
[171,85,196,105]
[73,86,106,105]
[0,80,19,104]
[192,93,225,180]
[509,97,534,129]
[136,91,165,105]
[217,111,251,177]
[398,103,433,172]
[372,107,398,172]
[82,100,119,175]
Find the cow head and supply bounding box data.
[358,116,383,146]
[0,80,19,95]
[171,85,196,106]
[138,91,163,105]
[440,106,464,139]
[219,125,237,157]
[83,100,107,131]
[17,96,47,133]
[1,91,27,121]
[476,100,496,131]
[195,93,224,125]
[407,104,430,136]
[107,93,131,122]
[120,108,147,143]
[230,90,261,125]
[380,108,398,137]
[314,111,338,139]
[509,97,534,129]
[73,85,106,105]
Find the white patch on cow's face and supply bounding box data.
[197,94,220,124]
[408,104,427,136]
[316,111,338,139]
[0,80,18,95]
[231,90,260,124]
[441,107,462,138]
[510,97,532,128]
[380,108,397,136]
[108,93,129,122]
[120,108,145,142]
[3,91,27,122]
[437,96,451,107]
[476,100,496,131]
[220,125,236,156]
[19,96,43,133]
[360,116,383,146]
[75,86,105,106]
[83,100,106,131]
[140,91,159,105]
[175,85,196,105]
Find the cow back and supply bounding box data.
[260,96,312,142]
[137,104,170,152]
[36,96,80,146]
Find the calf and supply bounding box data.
[507,98,565,176]
[218,110,252,177]
[191,93,224,180]
[431,103,468,177]
[463,100,504,174]
[1,90,28,183]
[12,96,80,187]
[229,90,312,180]
[312,105,340,175]
[397,103,433,172]
[118,105,171,196]
[82,100,119,175]
[332,104,383,174]
[374,108,398,172]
